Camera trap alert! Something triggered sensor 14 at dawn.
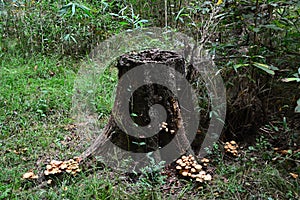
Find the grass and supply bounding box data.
[0,52,299,199]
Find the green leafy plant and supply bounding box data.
[110,5,148,29]
[281,67,300,112]
[135,152,166,187]
[0,0,123,56]
[234,60,279,75]
[58,2,92,17]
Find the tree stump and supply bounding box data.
[80,49,198,171]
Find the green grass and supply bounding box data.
[0,53,77,198]
[0,52,299,199]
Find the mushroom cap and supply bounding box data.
[184,165,191,169]
[176,159,182,164]
[22,172,35,179]
[75,168,81,172]
[230,140,236,145]
[32,175,39,179]
[50,160,63,166]
[60,163,68,169]
[180,162,187,167]
[194,165,202,171]
[176,166,182,170]
[181,171,189,176]
[199,171,206,176]
[204,174,212,181]
[196,178,203,182]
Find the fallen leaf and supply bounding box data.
[216,0,223,5]
[289,173,298,179]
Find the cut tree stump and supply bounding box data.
[80,49,199,171]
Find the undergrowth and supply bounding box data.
[1,52,299,199]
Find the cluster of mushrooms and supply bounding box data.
[160,122,175,134]
[175,154,212,183]
[22,170,39,180]
[224,141,239,156]
[44,157,81,176]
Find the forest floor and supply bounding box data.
[0,52,299,199]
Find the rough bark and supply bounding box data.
[80,49,194,169]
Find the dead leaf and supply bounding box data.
[289,173,298,179]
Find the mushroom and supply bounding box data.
[176,159,182,164]
[175,154,213,183]
[50,160,63,166]
[60,162,68,169]
[176,166,182,170]
[199,171,206,176]
[224,141,239,156]
[22,171,38,179]
[180,162,186,167]
[194,164,202,171]
[201,158,209,163]
[204,174,212,181]
[196,178,203,182]
[44,157,81,176]
[181,171,189,176]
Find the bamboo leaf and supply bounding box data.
[281,78,300,82]
[71,3,76,16]
[295,98,300,113]
[233,63,249,72]
[252,62,276,75]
